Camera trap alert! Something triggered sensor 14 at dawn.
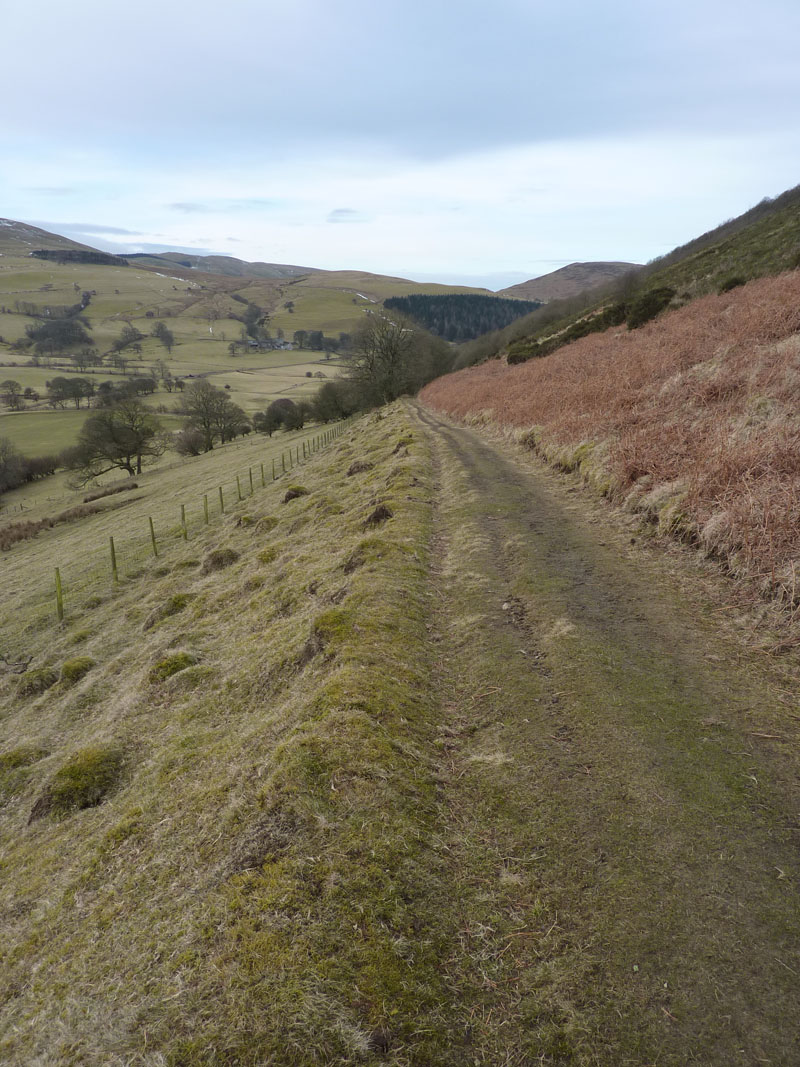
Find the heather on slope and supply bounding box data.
[420,272,800,607]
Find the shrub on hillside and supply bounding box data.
[718,276,746,293]
[626,287,676,329]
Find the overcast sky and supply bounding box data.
[3,0,800,288]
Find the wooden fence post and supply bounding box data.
[109,536,118,583]
[149,516,158,556]
[181,504,188,540]
[219,486,224,514]
[236,475,242,501]
[55,567,64,621]
[203,494,209,524]
[260,462,265,487]
[249,468,254,495]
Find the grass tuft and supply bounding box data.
[59,657,95,685]
[29,744,124,821]
[148,651,197,683]
[201,547,239,573]
[16,667,59,696]
[143,593,195,631]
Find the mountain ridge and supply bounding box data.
[498,260,641,302]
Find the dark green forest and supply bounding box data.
[383,293,541,341]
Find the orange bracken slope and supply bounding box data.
[420,272,800,606]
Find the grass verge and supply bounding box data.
[0,404,458,1065]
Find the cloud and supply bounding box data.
[27,186,76,196]
[71,223,144,235]
[167,202,211,214]
[27,220,145,238]
[327,208,369,224]
[167,198,278,214]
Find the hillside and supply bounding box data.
[421,270,800,624]
[0,219,96,256]
[459,183,800,369]
[0,220,501,456]
[127,251,314,280]
[2,402,800,1064]
[498,260,640,302]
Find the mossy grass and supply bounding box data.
[148,651,198,683]
[59,656,95,685]
[16,667,59,696]
[0,404,480,1064]
[30,744,125,819]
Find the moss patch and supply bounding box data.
[60,657,95,685]
[148,652,198,683]
[16,667,59,696]
[29,744,125,821]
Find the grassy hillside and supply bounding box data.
[457,183,800,368]
[127,251,313,279]
[3,401,800,1065]
[0,219,95,255]
[0,407,456,1064]
[0,223,496,454]
[421,270,800,624]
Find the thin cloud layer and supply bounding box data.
[2,0,799,284]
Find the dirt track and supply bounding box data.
[412,401,800,1065]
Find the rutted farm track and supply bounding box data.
[413,401,800,1064]
[2,401,800,1065]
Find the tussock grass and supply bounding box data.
[59,656,95,685]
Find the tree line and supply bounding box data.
[383,293,541,341]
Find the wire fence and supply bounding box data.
[0,422,348,637]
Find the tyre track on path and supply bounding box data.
[411,401,800,1065]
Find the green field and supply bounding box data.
[0,420,342,633]
[0,343,344,455]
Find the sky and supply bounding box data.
[2,0,800,289]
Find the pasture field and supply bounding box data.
[0,421,339,638]
[0,347,344,454]
[0,249,491,377]
[1,409,111,455]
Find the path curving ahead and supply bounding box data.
[412,401,800,1065]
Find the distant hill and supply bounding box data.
[126,251,314,280]
[0,219,96,256]
[454,182,800,372]
[498,262,641,303]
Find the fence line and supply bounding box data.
[1,420,350,634]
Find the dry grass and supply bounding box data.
[421,272,800,610]
[0,497,136,551]
[0,406,456,1065]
